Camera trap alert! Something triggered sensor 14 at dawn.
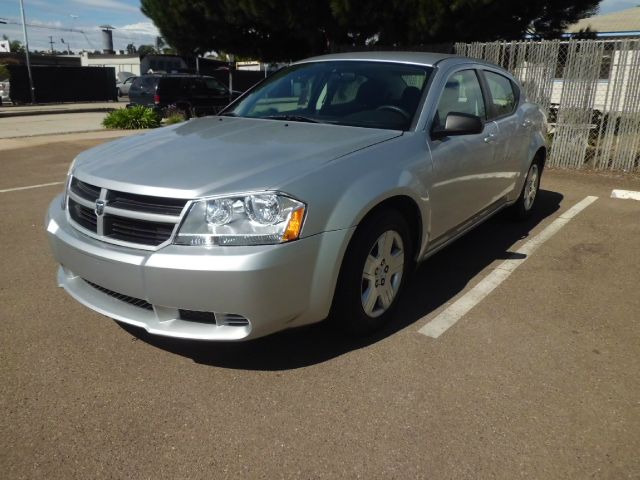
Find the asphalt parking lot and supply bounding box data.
[1,133,639,479]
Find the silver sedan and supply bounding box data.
[116,75,136,97]
[46,52,547,340]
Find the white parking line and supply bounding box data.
[611,189,640,201]
[418,196,599,339]
[0,181,64,194]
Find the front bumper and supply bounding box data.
[46,195,353,341]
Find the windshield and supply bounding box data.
[224,61,433,130]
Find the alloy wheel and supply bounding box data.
[361,230,405,318]
[524,163,539,211]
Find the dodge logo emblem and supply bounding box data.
[95,199,105,216]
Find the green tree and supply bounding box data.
[9,39,25,53]
[332,0,602,44]
[138,44,157,56]
[140,0,602,60]
[125,43,137,54]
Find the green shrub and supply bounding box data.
[102,106,161,130]
[164,113,186,125]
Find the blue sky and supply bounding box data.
[0,0,158,52]
[0,0,638,53]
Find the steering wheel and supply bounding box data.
[375,105,410,121]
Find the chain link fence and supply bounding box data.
[456,39,640,173]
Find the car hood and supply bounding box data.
[73,117,402,198]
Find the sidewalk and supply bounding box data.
[0,100,126,118]
[0,129,142,151]
[0,111,119,139]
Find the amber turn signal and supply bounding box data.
[282,207,305,241]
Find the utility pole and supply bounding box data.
[19,0,36,104]
[48,35,54,53]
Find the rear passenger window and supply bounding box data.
[435,70,486,126]
[141,77,157,92]
[204,78,227,95]
[484,71,517,117]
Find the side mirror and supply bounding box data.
[432,112,484,139]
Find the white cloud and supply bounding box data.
[118,22,159,37]
[29,19,64,28]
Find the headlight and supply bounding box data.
[175,192,306,246]
[62,157,78,210]
[61,174,73,210]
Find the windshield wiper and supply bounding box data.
[218,112,237,117]
[263,115,319,123]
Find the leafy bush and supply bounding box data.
[164,113,186,125]
[102,106,161,130]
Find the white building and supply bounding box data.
[80,52,188,77]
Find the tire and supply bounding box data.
[511,159,542,220]
[332,209,413,336]
[178,105,193,119]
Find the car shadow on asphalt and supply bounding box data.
[119,189,564,370]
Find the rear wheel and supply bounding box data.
[512,159,542,220]
[332,210,413,336]
[176,104,193,119]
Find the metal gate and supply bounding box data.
[455,39,640,173]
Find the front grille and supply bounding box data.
[83,279,153,310]
[105,215,176,246]
[71,178,100,201]
[69,198,97,232]
[106,190,187,216]
[67,177,188,248]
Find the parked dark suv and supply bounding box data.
[128,74,238,117]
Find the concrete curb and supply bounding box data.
[0,107,118,118]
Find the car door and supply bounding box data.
[201,77,232,114]
[479,69,524,200]
[427,68,500,241]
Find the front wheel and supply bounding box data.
[332,209,413,336]
[511,160,542,220]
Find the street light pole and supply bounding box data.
[19,0,36,104]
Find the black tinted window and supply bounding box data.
[130,78,142,90]
[484,71,518,117]
[204,77,227,94]
[140,76,158,91]
[435,70,486,125]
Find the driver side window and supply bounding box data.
[435,70,486,126]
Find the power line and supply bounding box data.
[2,19,84,33]
[2,18,96,50]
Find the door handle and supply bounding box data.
[483,133,497,143]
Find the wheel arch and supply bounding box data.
[352,194,424,262]
[534,145,547,171]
